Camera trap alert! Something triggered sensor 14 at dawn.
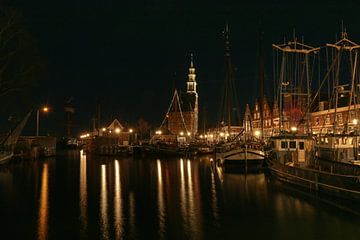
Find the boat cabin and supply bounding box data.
[270,135,314,166]
[315,134,360,163]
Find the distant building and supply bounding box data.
[310,92,359,134]
[250,97,275,138]
[167,54,199,137]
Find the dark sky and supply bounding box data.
[3,0,360,137]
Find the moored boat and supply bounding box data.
[215,142,265,171]
[143,141,196,157]
[268,133,360,201]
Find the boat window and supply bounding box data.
[290,141,296,149]
[299,142,304,150]
[281,141,288,148]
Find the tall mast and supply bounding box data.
[258,25,264,139]
[224,24,232,133]
[326,28,360,133]
[221,24,241,134]
[273,34,319,134]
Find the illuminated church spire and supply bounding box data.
[187,53,197,93]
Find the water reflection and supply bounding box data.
[157,159,166,239]
[129,191,136,238]
[210,166,219,225]
[0,155,358,240]
[38,162,48,240]
[79,150,87,235]
[179,158,186,226]
[100,164,109,240]
[114,160,123,239]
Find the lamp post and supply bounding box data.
[36,106,49,136]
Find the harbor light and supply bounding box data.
[291,126,298,132]
[42,106,49,112]
[129,128,133,133]
[115,128,121,134]
[353,119,358,125]
[187,132,191,136]
[102,128,106,132]
[254,130,261,137]
[200,135,203,139]
[155,130,162,135]
[180,131,184,136]
[220,132,224,137]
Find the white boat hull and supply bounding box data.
[0,152,13,164]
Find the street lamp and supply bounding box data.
[36,106,49,136]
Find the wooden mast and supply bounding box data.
[221,24,241,136]
[258,24,264,139]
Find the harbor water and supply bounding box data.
[0,150,359,239]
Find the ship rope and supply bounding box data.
[2,110,32,151]
[158,89,189,133]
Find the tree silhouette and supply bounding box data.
[0,5,46,99]
[136,118,150,140]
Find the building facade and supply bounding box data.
[167,55,199,137]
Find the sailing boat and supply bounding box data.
[215,25,265,171]
[0,111,32,164]
[267,32,360,201]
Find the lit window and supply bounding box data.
[325,115,330,125]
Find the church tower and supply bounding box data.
[186,53,198,134]
[187,53,197,93]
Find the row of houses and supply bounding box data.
[248,94,360,138]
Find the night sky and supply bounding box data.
[2,0,360,137]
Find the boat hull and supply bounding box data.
[215,148,265,171]
[0,152,13,164]
[268,158,360,201]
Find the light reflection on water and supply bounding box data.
[37,162,48,240]
[157,159,165,239]
[0,153,359,239]
[114,159,123,240]
[100,164,109,240]
[79,150,87,236]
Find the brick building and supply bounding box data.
[166,55,199,137]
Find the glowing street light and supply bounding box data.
[187,132,191,136]
[220,132,224,137]
[129,128,133,133]
[115,128,121,134]
[102,128,106,132]
[254,130,261,137]
[155,130,162,135]
[353,119,358,125]
[291,126,298,132]
[180,131,184,136]
[36,105,50,136]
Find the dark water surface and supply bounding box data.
[0,150,359,240]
